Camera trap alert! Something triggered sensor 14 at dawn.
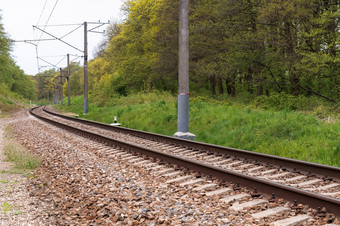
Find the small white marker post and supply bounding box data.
[110,115,121,126]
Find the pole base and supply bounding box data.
[173,131,196,140]
[110,123,121,126]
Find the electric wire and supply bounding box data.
[60,24,83,40]
[55,55,67,66]
[35,0,59,73]
[38,0,59,45]
[36,0,48,26]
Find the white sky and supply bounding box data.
[1,0,125,75]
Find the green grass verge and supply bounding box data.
[4,142,41,171]
[3,127,41,172]
[56,92,340,167]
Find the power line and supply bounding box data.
[38,0,59,45]
[36,0,48,26]
[34,0,59,73]
[60,24,83,39]
[33,25,83,53]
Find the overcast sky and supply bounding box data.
[1,0,125,75]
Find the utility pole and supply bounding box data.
[174,0,195,140]
[67,54,71,106]
[32,22,109,112]
[53,81,56,104]
[60,68,63,105]
[84,21,88,114]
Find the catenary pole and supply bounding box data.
[174,0,195,140]
[60,68,63,105]
[84,22,88,114]
[53,83,56,104]
[67,54,71,106]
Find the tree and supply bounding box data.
[0,13,36,100]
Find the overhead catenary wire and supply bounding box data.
[32,20,109,74]
[34,0,59,73]
[55,55,67,66]
[33,25,83,53]
[37,0,59,45]
[36,54,82,72]
[36,0,48,26]
[38,57,59,69]
[60,24,83,40]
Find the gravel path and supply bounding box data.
[0,111,49,225]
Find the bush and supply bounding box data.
[252,93,298,110]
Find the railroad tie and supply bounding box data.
[285,175,307,183]
[220,193,251,204]
[133,160,151,166]
[296,179,322,187]
[230,199,268,211]
[165,175,194,184]
[267,172,291,180]
[179,178,205,187]
[261,169,277,175]
[270,215,311,226]
[305,183,340,191]
[154,168,175,175]
[128,157,144,163]
[251,207,290,219]
[162,171,182,177]
[205,187,232,197]
[192,183,217,192]
[247,166,265,173]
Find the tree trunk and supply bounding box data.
[247,68,254,94]
[217,77,223,94]
[284,21,299,95]
[209,75,216,97]
[225,77,236,97]
[256,78,263,96]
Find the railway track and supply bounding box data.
[29,105,340,224]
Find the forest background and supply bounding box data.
[32,0,339,104]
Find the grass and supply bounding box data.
[1,201,13,214]
[0,113,10,119]
[56,92,340,167]
[3,128,42,172]
[4,142,41,171]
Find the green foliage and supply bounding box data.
[101,0,338,102]
[33,0,338,105]
[0,13,36,110]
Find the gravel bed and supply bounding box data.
[0,111,51,225]
[10,110,240,225]
[6,109,339,225]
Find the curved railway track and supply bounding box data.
[30,105,340,223]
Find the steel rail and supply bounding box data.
[42,106,340,182]
[31,106,340,218]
